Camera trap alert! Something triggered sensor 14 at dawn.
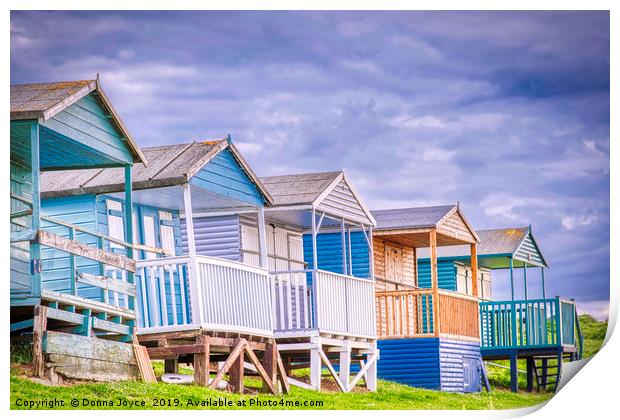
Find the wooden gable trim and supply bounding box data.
[41,81,98,122]
[435,205,480,244]
[512,228,548,268]
[227,142,274,206]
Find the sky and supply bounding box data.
[10,11,610,319]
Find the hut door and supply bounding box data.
[385,244,404,284]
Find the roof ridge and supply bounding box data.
[10,79,95,88]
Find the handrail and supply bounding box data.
[41,214,169,256]
[197,254,269,276]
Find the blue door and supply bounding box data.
[462,356,482,393]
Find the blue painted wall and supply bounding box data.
[190,148,265,206]
[378,337,482,393]
[181,214,241,261]
[418,260,458,291]
[40,195,102,300]
[302,231,370,279]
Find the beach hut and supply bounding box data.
[39,138,289,393]
[193,170,380,392]
[10,79,146,381]
[418,227,584,392]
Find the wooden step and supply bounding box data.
[42,289,135,320]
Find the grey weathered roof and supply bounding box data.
[260,171,342,206]
[419,227,532,258]
[11,79,146,164]
[372,205,457,230]
[41,140,272,205]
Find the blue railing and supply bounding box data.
[479,297,578,350]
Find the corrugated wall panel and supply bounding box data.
[417,260,457,290]
[181,215,241,261]
[303,231,370,279]
[377,338,441,390]
[439,339,482,393]
[189,148,264,206]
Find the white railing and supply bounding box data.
[194,255,273,336]
[135,256,191,329]
[271,269,377,339]
[135,254,273,336]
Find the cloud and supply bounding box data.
[10,10,609,310]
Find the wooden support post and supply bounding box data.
[541,267,546,299]
[341,218,347,275]
[262,341,278,393]
[338,342,351,388]
[429,229,440,336]
[229,339,245,393]
[164,359,179,374]
[366,348,378,392]
[309,336,322,391]
[183,183,201,325]
[32,305,48,378]
[526,357,534,392]
[470,243,478,297]
[523,262,528,300]
[368,226,375,280]
[509,352,518,392]
[541,358,548,388]
[257,207,268,269]
[311,208,318,270]
[193,335,210,386]
[509,257,515,301]
[30,123,42,296]
[347,226,353,276]
[413,247,418,287]
[124,164,135,311]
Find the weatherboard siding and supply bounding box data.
[189,148,264,206]
[514,233,545,266]
[40,195,102,299]
[39,93,135,166]
[377,337,482,393]
[303,231,370,279]
[417,260,458,290]
[10,162,34,293]
[181,215,242,261]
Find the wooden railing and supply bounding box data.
[270,269,377,338]
[136,255,273,336]
[479,297,579,350]
[375,289,480,340]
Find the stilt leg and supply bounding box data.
[165,359,179,374]
[229,339,245,393]
[193,335,210,386]
[366,349,378,392]
[309,338,322,391]
[338,342,351,389]
[261,340,277,393]
[526,357,534,392]
[541,358,548,388]
[32,305,48,378]
[509,353,518,393]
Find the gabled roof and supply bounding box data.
[41,139,273,205]
[260,171,376,226]
[372,205,456,230]
[10,79,146,164]
[372,205,480,244]
[418,227,548,268]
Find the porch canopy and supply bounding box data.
[372,205,480,292]
[41,139,274,265]
[260,170,376,275]
[419,227,548,300]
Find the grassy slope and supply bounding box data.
[11,314,606,410]
[484,314,608,389]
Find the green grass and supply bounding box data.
[10,368,550,410]
[578,314,607,358]
[12,314,606,410]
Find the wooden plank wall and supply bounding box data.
[373,238,416,292]
[437,211,475,244]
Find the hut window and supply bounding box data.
[159,211,176,257]
[106,199,125,249]
[142,215,157,260]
